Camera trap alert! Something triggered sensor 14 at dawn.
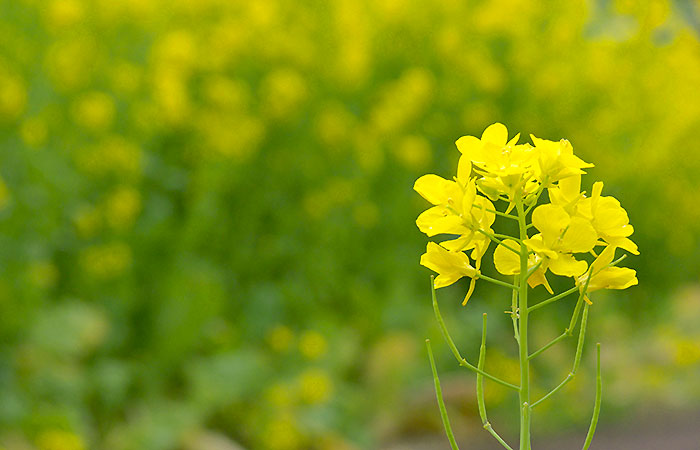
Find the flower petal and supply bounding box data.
[561,217,598,253]
[413,174,454,205]
[481,122,508,146]
[549,253,588,277]
[494,239,521,275]
[416,206,465,237]
[532,204,570,241]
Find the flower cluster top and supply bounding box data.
[415,123,638,305]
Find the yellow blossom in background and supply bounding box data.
[297,368,333,404]
[0,0,691,446]
[0,178,9,210]
[80,242,132,280]
[264,382,295,408]
[394,135,432,170]
[0,70,27,122]
[36,430,85,450]
[267,325,294,352]
[103,186,141,230]
[298,330,328,360]
[44,38,97,91]
[71,91,115,132]
[27,260,60,289]
[44,0,85,30]
[262,415,303,450]
[74,136,142,178]
[72,205,102,239]
[20,116,49,148]
[261,69,308,121]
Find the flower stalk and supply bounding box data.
[419,123,638,449]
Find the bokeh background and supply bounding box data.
[1,0,699,449]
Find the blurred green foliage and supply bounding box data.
[0,0,699,449]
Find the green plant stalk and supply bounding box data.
[531,303,590,408]
[477,314,514,450]
[431,276,520,390]
[426,339,459,450]
[582,343,602,449]
[515,195,531,450]
[528,285,579,312]
[478,273,518,290]
[511,276,520,344]
[528,290,587,360]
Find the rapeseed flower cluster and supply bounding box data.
[417,123,638,305]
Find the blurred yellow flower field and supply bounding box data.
[0,0,699,448]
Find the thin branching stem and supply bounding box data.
[515,195,531,450]
[477,314,515,450]
[431,277,520,390]
[510,276,520,344]
[582,343,602,450]
[478,273,518,290]
[528,286,579,312]
[472,202,519,220]
[528,332,567,360]
[477,229,520,254]
[531,303,590,408]
[528,288,587,360]
[426,339,459,450]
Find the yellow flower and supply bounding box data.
[577,181,639,255]
[414,171,495,262]
[577,245,638,303]
[526,204,597,258]
[456,123,539,205]
[547,174,584,215]
[529,135,593,186]
[414,174,472,237]
[493,204,596,292]
[524,204,596,276]
[420,242,477,304]
[493,239,552,292]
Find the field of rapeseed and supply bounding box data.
[0,0,699,448]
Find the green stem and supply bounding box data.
[525,260,543,280]
[524,187,544,216]
[531,303,590,409]
[426,339,459,450]
[582,343,602,450]
[528,285,579,312]
[478,273,518,290]
[511,276,520,344]
[431,277,520,390]
[515,195,531,450]
[528,332,567,360]
[477,314,514,450]
[472,202,519,220]
[477,229,520,254]
[528,290,586,360]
